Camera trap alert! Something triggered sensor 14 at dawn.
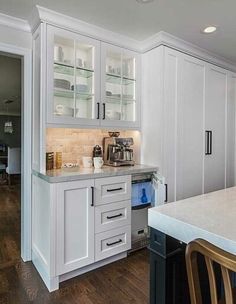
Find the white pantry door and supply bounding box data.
[176,54,205,200]
[204,64,227,194]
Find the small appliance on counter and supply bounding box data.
[103,133,134,166]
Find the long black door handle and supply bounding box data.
[91,186,94,206]
[164,184,168,203]
[106,239,122,247]
[209,131,212,155]
[107,213,123,220]
[102,103,106,120]
[205,130,213,155]
[205,131,210,155]
[96,103,100,119]
[107,187,123,192]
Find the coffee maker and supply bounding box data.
[103,137,135,166]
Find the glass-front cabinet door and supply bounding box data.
[101,43,140,128]
[47,26,100,125]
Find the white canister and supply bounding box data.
[54,46,64,62]
[93,157,104,169]
[82,156,93,168]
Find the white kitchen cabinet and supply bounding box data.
[95,200,131,233]
[32,174,132,291]
[56,179,95,275]
[95,225,131,262]
[176,54,205,200]
[101,43,141,129]
[33,24,141,130]
[204,65,227,193]
[226,74,236,188]
[47,25,101,126]
[95,175,131,205]
[142,46,236,202]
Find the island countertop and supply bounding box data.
[148,186,236,254]
[33,164,158,183]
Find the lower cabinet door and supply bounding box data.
[95,225,131,262]
[56,179,95,275]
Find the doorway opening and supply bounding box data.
[0,42,32,263]
[0,53,22,266]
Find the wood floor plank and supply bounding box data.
[0,184,150,303]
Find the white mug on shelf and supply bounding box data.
[82,156,93,168]
[93,157,104,169]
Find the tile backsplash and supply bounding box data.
[46,128,141,166]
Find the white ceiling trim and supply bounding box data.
[141,31,236,73]
[0,12,31,33]
[29,5,141,52]
[1,6,236,72]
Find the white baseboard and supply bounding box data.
[32,250,59,292]
[59,251,127,283]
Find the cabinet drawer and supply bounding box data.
[95,200,131,233]
[95,175,131,205]
[95,225,131,261]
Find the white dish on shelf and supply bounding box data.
[54,79,71,90]
[106,110,121,120]
[55,105,74,116]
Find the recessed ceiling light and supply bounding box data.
[202,26,217,34]
[136,0,154,3]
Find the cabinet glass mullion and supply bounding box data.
[105,49,122,120]
[75,40,95,119]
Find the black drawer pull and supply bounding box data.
[106,239,122,247]
[107,187,123,192]
[107,213,123,220]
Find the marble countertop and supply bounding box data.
[33,164,158,183]
[148,187,236,254]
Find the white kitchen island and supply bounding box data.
[148,187,236,304]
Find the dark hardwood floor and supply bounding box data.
[0,185,150,304]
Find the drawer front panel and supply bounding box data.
[95,175,131,205]
[95,200,131,233]
[95,225,131,261]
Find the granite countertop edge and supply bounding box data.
[32,164,158,183]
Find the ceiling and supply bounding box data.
[0,54,21,116]
[1,0,236,62]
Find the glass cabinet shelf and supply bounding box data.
[54,88,94,101]
[106,73,135,85]
[106,96,135,104]
[54,62,94,78]
[76,93,94,100]
[54,88,74,98]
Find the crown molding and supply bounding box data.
[141,31,236,72]
[0,6,235,71]
[0,12,30,33]
[29,5,141,52]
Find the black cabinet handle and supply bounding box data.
[91,186,94,206]
[106,239,122,247]
[205,130,213,155]
[96,103,100,119]
[102,103,105,120]
[209,131,212,155]
[107,187,123,192]
[165,184,168,203]
[107,213,123,220]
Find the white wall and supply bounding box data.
[0,24,31,49]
